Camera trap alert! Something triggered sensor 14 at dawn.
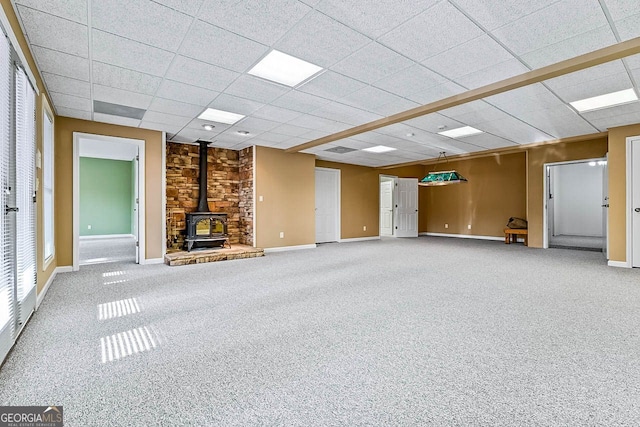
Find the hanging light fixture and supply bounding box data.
[419,152,468,186]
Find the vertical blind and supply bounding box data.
[15,67,36,310]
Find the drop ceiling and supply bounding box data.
[11,0,640,167]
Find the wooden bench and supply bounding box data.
[504,228,528,246]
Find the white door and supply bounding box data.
[395,178,418,237]
[133,153,140,264]
[633,141,640,267]
[602,155,609,257]
[315,168,340,243]
[380,179,394,236]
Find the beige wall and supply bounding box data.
[54,118,164,265]
[1,0,57,293]
[527,138,608,248]
[255,146,315,248]
[419,153,527,237]
[608,124,640,263]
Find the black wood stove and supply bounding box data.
[184,141,230,251]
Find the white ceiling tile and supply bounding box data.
[452,0,559,31]
[271,90,331,113]
[93,84,153,109]
[551,71,633,104]
[15,0,87,23]
[232,117,280,133]
[624,53,640,71]
[92,0,192,51]
[404,113,465,133]
[405,81,467,104]
[185,118,231,133]
[373,65,448,99]
[423,138,483,155]
[379,2,484,61]
[32,46,89,81]
[254,132,292,143]
[179,20,268,72]
[268,123,312,137]
[515,106,598,138]
[422,35,515,79]
[143,111,192,128]
[457,133,518,150]
[50,92,90,111]
[474,116,554,144]
[368,98,420,116]
[208,94,264,116]
[17,6,88,57]
[93,112,141,128]
[579,101,640,121]
[213,129,257,144]
[492,0,609,55]
[603,0,640,21]
[225,75,290,104]
[275,11,371,68]
[454,59,530,90]
[486,84,566,115]
[589,110,640,131]
[615,13,640,41]
[165,56,239,91]
[139,121,183,134]
[252,105,302,122]
[168,133,198,143]
[298,71,367,99]
[198,0,310,45]
[339,86,405,112]
[42,72,90,98]
[93,62,162,95]
[331,43,414,85]
[544,60,627,91]
[314,0,437,38]
[440,101,511,125]
[152,0,205,15]
[520,26,618,69]
[289,114,348,132]
[311,102,383,125]
[55,106,91,120]
[174,128,216,142]
[148,97,203,117]
[299,129,328,140]
[92,30,174,77]
[156,80,218,106]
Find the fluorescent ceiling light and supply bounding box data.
[438,126,483,138]
[570,88,638,113]
[248,50,323,87]
[198,108,245,124]
[362,145,396,153]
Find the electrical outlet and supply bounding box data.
[468,224,472,230]
[363,225,366,231]
[279,231,284,238]
[88,225,92,230]
[444,223,448,229]
[259,195,263,202]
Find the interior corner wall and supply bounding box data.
[607,123,640,263]
[79,157,133,236]
[254,146,315,248]
[1,0,56,292]
[527,137,608,248]
[54,117,164,264]
[420,153,526,237]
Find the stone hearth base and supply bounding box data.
[164,244,264,266]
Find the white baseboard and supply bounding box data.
[144,258,165,265]
[339,236,380,243]
[421,232,503,241]
[36,266,72,310]
[80,234,135,240]
[264,244,317,253]
[608,260,630,268]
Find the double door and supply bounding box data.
[0,36,37,365]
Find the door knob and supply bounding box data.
[601,204,609,208]
[5,205,18,214]
[635,208,640,212]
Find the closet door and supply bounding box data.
[14,66,36,330]
[0,32,14,364]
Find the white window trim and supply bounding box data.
[42,95,54,270]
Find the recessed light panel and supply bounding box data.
[570,88,638,113]
[198,108,245,124]
[248,50,323,87]
[438,126,483,138]
[362,145,396,153]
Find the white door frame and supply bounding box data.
[627,136,640,268]
[315,167,341,243]
[72,133,146,270]
[379,174,396,236]
[542,157,606,249]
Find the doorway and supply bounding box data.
[543,158,607,253]
[378,176,419,238]
[379,176,395,236]
[315,167,340,243]
[629,137,640,267]
[73,133,145,270]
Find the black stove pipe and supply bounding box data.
[197,140,210,212]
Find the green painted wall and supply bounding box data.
[80,157,133,236]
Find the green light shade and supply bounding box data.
[419,170,468,186]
